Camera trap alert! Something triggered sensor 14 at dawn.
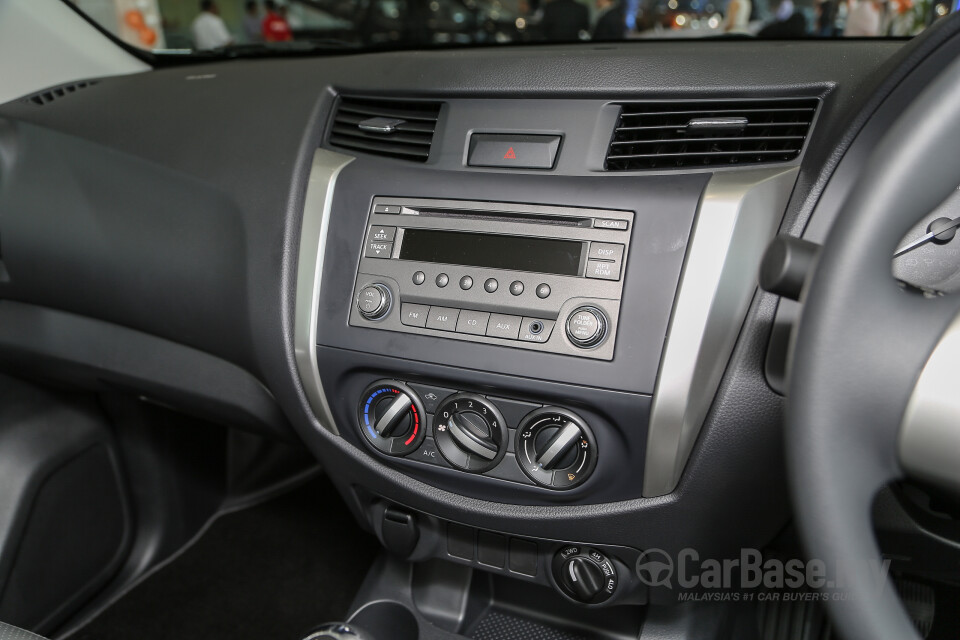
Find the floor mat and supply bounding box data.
[71,476,377,640]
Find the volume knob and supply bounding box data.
[357,283,392,320]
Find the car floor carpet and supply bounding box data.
[71,475,378,640]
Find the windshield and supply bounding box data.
[68,0,959,54]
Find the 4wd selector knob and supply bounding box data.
[357,283,392,320]
[516,408,597,489]
[553,546,618,605]
[565,306,607,348]
[434,393,507,473]
[358,381,426,456]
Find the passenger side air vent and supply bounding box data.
[23,80,98,107]
[329,96,442,163]
[605,98,819,170]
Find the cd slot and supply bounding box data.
[414,208,590,228]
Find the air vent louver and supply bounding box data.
[23,80,98,107]
[329,96,442,163]
[605,98,819,171]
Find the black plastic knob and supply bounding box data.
[357,381,426,456]
[758,236,820,302]
[516,408,597,490]
[434,393,507,473]
[553,546,618,605]
[357,283,392,320]
[565,306,607,348]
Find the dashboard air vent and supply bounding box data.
[605,98,819,171]
[23,80,98,107]
[329,96,442,163]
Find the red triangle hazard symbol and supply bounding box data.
[503,147,516,160]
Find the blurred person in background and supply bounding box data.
[191,0,233,49]
[243,1,263,42]
[723,0,753,32]
[541,0,590,40]
[844,0,883,35]
[593,0,627,39]
[816,0,838,35]
[262,0,294,41]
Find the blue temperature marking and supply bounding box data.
[363,388,391,439]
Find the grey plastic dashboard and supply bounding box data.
[0,34,937,561]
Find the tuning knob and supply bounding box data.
[565,306,607,349]
[357,283,392,320]
[433,393,507,472]
[516,408,597,489]
[357,381,426,456]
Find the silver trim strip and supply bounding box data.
[899,313,960,493]
[294,149,355,434]
[643,167,799,497]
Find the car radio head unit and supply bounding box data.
[349,197,633,360]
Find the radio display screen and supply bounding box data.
[399,229,583,276]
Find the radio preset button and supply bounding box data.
[484,278,499,293]
[367,226,397,243]
[536,283,551,299]
[456,310,490,335]
[520,318,555,343]
[400,303,430,327]
[486,314,522,340]
[365,241,393,259]
[588,242,624,263]
[593,218,628,230]
[374,204,402,214]
[412,271,426,285]
[586,259,620,281]
[426,307,460,332]
[460,276,474,290]
[436,273,450,288]
[509,281,524,296]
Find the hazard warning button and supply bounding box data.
[467,134,561,170]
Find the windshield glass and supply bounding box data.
[67,0,959,54]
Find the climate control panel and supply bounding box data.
[355,379,599,490]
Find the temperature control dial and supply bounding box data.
[433,393,508,473]
[516,408,597,489]
[357,381,426,456]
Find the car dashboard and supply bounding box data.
[3,34,953,622]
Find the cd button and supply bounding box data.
[536,283,551,299]
[365,241,393,259]
[585,259,620,280]
[373,204,401,214]
[509,281,524,296]
[486,314,522,340]
[436,273,450,288]
[400,303,430,327]
[412,271,426,285]
[426,307,460,332]
[456,310,490,335]
[460,276,474,290]
[484,278,499,293]
[367,225,397,243]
